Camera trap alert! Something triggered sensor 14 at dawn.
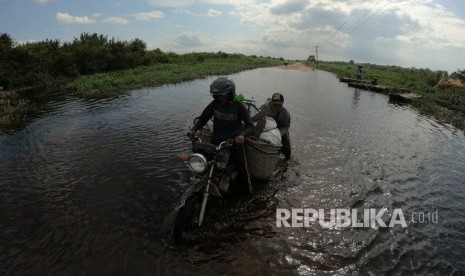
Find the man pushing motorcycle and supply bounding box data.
[187,77,254,194]
[251,92,291,160]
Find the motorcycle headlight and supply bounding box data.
[189,153,208,173]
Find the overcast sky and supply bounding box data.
[1,0,464,73]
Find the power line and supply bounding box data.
[313,0,393,63]
[323,0,369,45]
[344,0,392,36]
[321,0,390,45]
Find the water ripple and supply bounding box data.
[2,69,465,275]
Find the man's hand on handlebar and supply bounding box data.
[187,131,196,139]
[235,135,245,145]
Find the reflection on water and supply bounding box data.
[1,68,465,275]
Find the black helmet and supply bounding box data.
[210,77,235,97]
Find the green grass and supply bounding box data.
[314,61,465,131]
[1,55,281,130]
[5,56,464,132]
[0,99,38,129]
[73,57,282,98]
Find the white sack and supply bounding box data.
[262,116,277,131]
[259,128,282,146]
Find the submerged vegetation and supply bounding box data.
[0,98,38,129]
[74,55,282,98]
[314,61,465,131]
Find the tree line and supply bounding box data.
[1,32,463,91]
[0,32,249,91]
[331,59,465,89]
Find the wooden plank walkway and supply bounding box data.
[339,78,422,102]
[388,92,422,103]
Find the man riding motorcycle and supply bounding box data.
[187,77,254,194]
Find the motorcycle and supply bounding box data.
[173,134,246,244]
[166,97,283,244]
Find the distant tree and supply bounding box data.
[451,69,465,82]
[108,38,129,70]
[72,33,111,74]
[128,38,148,66]
[0,33,13,54]
[349,59,355,65]
[129,38,146,53]
[0,32,161,89]
[147,48,170,64]
[0,33,14,87]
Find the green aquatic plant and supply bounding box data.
[73,57,281,98]
[0,99,38,129]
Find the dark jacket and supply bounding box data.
[192,99,254,145]
[252,100,291,137]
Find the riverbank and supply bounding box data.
[315,61,465,131]
[73,56,282,99]
[0,55,282,130]
[4,58,464,132]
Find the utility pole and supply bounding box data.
[314,45,319,69]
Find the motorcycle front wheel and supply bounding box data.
[173,193,204,244]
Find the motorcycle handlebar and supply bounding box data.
[218,138,235,149]
[186,130,245,145]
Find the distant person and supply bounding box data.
[251,93,291,160]
[356,65,363,82]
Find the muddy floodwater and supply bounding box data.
[1,67,465,275]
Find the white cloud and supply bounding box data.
[270,0,309,15]
[211,0,465,71]
[177,8,222,17]
[146,0,193,8]
[184,9,197,16]
[46,0,465,72]
[134,10,165,20]
[15,39,38,45]
[235,3,274,28]
[174,32,204,47]
[201,0,258,6]
[103,17,129,25]
[388,1,465,49]
[55,12,96,25]
[33,0,52,4]
[207,8,222,17]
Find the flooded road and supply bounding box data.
[1,67,465,275]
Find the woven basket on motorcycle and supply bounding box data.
[244,137,281,181]
[197,127,213,144]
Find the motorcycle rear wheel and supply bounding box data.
[173,193,204,244]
